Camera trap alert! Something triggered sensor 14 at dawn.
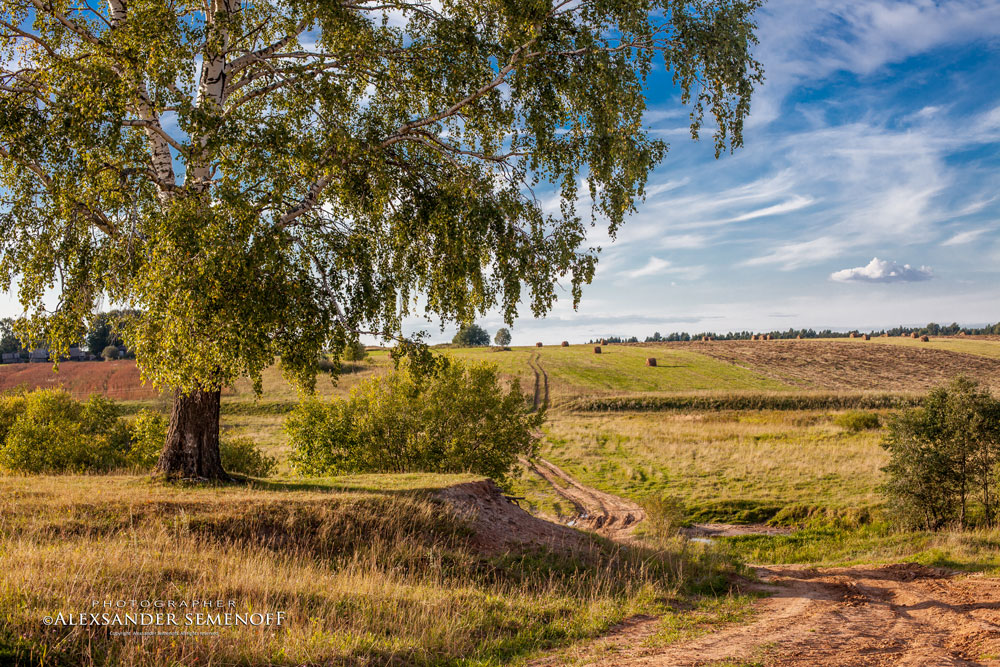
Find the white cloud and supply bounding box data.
[623,257,672,278]
[943,228,991,246]
[830,257,933,283]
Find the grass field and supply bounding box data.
[7,337,1000,663]
[0,474,746,666]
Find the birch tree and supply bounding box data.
[0,0,763,479]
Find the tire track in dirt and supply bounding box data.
[520,456,645,540]
[519,453,1000,665]
[526,353,549,412]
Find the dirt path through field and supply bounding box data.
[521,456,646,539]
[536,563,1000,666]
[521,460,1000,665]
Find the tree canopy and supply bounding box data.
[0,0,763,477]
[453,323,490,347]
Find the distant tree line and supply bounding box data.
[0,310,139,358]
[587,322,1000,344]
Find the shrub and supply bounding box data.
[881,377,1000,530]
[345,340,368,362]
[833,411,881,431]
[101,345,119,361]
[288,358,541,487]
[127,409,169,468]
[0,390,131,473]
[221,436,278,477]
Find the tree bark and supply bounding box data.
[155,388,228,480]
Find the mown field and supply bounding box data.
[5,336,1000,664]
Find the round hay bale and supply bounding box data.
[560,341,569,347]
[920,335,929,342]
[796,335,802,339]
[765,334,772,340]
[862,334,870,340]
[535,342,543,347]
[911,332,919,338]
[646,357,657,367]
[849,332,856,339]
[600,339,607,345]
[593,346,602,354]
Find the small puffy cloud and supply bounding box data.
[830,257,933,283]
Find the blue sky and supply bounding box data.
[3,2,999,346]
[425,0,1000,345]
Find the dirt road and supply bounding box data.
[522,457,1000,665]
[545,563,1000,666]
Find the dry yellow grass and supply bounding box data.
[0,475,735,666]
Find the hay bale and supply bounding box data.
[593,346,602,354]
[646,357,656,367]
[796,335,802,339]
[911,332,918,339]
[560,341,569,347]
[535,342,543,347]
[882,333,888,337]
[920,335,929,342]
[862,334,870,341]
[600,339,607,345]
[849,332,856,339]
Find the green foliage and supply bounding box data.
[494,327,512,348]
[288,358,542,487]
[0,390,132,473]
[85,310,136,355]
[571,393,922,412]
[101,345,120,361]
[881,378,1000,530]
[833,411,881,432]
[0,318,20,354]
[127,410,169,469]
[345,340,368,362]
[0,391,276,476]
[0,1,763,397]
[220,436,278,478]
[452,323,490,347]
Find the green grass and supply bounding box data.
[445,344,791,402]
[512,410,888,525]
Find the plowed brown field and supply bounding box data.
[0,360,161,400]
[663,340,1000,391]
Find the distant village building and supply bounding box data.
[29,348,48,363]
[1,352,23,364]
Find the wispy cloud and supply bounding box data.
[830,257,933,283]
[942,228,991,246]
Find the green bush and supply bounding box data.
[127,409,169,468]
[0,390,275,476]
[221,436,277,477]
[101,345,119,361]
[642,494,685,543]
[833,411,881,431]
[0,390,131,473]
[287,358,541,487]
[882,377,1000,530]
